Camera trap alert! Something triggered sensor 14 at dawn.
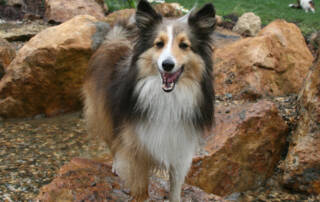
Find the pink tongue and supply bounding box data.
[163,71,180,83]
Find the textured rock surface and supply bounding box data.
[0,15,110,118]
[214,20,314,99]
[212,27,241,49]
[104,8,135,26]
[0,21,49,42]
[233,12,261,36]
[6,0,25,7]
[154,2,183,17]
[187,100,288,196]
[282,56,320,195]
[44,0,106,23]
[0,38,15,71]
[36,157,226,202]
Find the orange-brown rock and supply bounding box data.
[154,3,183,17]
[104,9,136,27]
[0,15,110,118]
[44,0,106,23]
[214,20,313,99]
[36,157,226,202]
[0,37,15,71]
[187,100,288,196]
[282,57,320,195]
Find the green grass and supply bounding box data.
[165,0,320,36]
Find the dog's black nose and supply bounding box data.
[162,59,175,72]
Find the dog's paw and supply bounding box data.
[112,161,119,176]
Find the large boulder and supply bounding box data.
[0,15,110,118]
[232,12,261,37]
[214,20,314,99]
[282,56,320,195]
[0,38,15,70]
[36,157,226,202]
[44,0,106,23]
[187,100,288,196]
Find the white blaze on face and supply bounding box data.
[157,25,177,72]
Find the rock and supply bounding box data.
[0,21,49,42]
[220,14,238,30]
[104,8,136,27]
[214,20,314,99]
[44,0,106,23]
[154,3,184,17]
[23,0,46,18]
[0,4,24,20]
[0,38,16,71]
[0,15,110,118]
[212,27,241,49]
[308,31,320,57]
[233,12,261,37]
[6,0,25,7]
[94,0,108,13]
[36,157,226,202]
[216,15,223,26]
[187,100,288,196]
[282,57,320,195]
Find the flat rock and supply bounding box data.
[36,157,226,202]
[214,20,314,99]
[282,55,320,195]
[187,100,288,196]
[0,15,110,118]
[0,21,49,42]
[44,0,106,23]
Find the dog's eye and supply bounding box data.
[155,41,164,48]
[179,42,189,50]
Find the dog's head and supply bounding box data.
[134,0,216,92]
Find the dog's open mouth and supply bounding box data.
[160,66,184,92]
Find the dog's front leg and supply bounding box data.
[168,158,192,202]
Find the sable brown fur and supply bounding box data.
[83,1,216,201]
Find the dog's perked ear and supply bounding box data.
[188,3,216,37]
[136,0,162,31]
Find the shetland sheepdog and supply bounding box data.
[289,0,316,13]
[83,0,216,201]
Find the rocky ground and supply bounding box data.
[0,112,110,201]
[0,97,318,201]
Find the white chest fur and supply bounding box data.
[134,76,202,168]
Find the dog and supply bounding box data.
[83,0,216,201]
[289,0,316,13]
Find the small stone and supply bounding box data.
[233,12,261,37]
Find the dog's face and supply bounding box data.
[135,0,216,92]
